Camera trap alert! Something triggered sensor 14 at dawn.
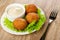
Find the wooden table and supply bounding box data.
[45,0,60,40]
[0,0,60,40]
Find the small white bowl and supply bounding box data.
[1,4,46,35]
[5,3,25,21]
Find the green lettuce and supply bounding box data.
[3,9,46,33]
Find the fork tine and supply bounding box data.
[40,10,58,40]
[51,12,54,17]
[50,11,54,17]
[49,10,58,20]
[52,11,56,17]
[54,11,58,18]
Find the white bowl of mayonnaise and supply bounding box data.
[5,3,25,21]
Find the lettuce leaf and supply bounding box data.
[3,9,46,33]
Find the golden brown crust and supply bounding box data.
[13,18,27,30]
[25,4,37,13]
[26,13,39,23]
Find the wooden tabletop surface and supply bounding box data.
[0,0,60,40]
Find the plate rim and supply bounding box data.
[1,4,46,35]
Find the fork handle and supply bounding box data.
[49,19,53,23]
[40,19,53,40]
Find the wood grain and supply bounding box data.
[45,12,60,40]
[0,0,49,40]
[45,0,60,40]
[0,0,60,40]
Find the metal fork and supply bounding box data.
[40,10,58,40]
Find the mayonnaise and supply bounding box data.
[7,7,23,17]
[5,3,25,21]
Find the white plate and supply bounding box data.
[1,4,45,35]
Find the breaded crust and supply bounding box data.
[13,18,27,30]
[26,13,39,23]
